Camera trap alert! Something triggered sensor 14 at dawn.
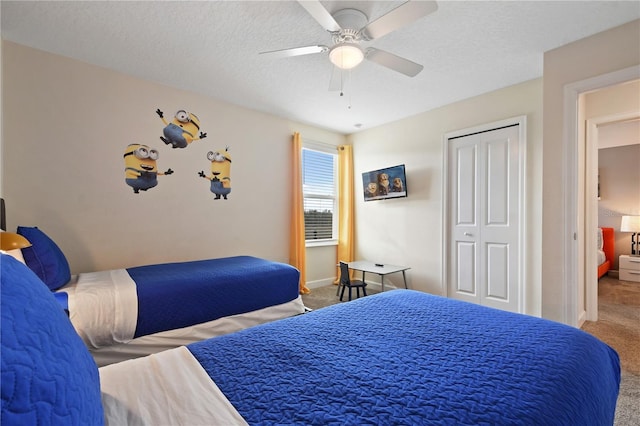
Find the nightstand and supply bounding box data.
[619,255,640,283]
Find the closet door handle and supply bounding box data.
[464,232,472,237]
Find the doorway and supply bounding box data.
[563,66,640,327]
[585,110,640,323]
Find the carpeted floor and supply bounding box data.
[581,275,640,426]
[582,276,640,375]
[302,277,639,425]
[301,283,378,310]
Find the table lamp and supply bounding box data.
[621,215,640,256]
[0,232,32,251]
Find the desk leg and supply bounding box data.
[402,270,408,289]
[381,275,385,292]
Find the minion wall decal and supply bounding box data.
[156,108,207,149]
[124,143,174,193]
[198,147,231,200]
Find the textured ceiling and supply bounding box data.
[2,1,639,134]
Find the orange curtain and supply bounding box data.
[289,132,310,294]
[335,144,355,283]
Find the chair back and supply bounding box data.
[339,262,351,286]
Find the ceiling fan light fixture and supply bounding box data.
[329,43,364,70]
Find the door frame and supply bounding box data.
[562,65,640,327]
[442,115,527,312]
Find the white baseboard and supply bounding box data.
[305,278,335,289]
[305,278,400,292]
[365,282,398,292]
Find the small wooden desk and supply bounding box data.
[341,261,410,293]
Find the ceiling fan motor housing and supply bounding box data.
[331,8,368,44]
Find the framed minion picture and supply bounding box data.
[362,164,407,201]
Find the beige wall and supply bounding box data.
[1,41,344,274]
[542,20,640,323]
[350,78,543,315]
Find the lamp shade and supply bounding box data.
[329,43,364,70]
[0,232,32,251]
[621,215,640,233]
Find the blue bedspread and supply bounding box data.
[129,256,299,338]
[189,290,620,425]
[1,254,104,425]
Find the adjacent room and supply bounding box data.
[1,1,639,424]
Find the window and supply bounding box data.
[302,145,337,244]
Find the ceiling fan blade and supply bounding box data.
[360,1,438,41]
[365,48,423,77]
[259,45,328,59]
[297,0,342,32]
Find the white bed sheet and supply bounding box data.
[100,346,248,426]
[90,296,306,366]
[598,249,607,266]
[59,269,138,349]
[59,269,307,365]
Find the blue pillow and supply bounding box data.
[17,226,71,291]
[1,254,104,424]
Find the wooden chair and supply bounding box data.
[339,261,367,301]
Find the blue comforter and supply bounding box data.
[1,255,105,425]
[189,290,620,425]
[129,256,299,338]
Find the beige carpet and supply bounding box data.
[302,278,639,425]
[581,275,640,426]
[582,276,640,375]
[301,284,378,310]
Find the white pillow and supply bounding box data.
[0,249,26,264]
[597,228,604,250]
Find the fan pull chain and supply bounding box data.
[347,69,352,109]
[336,68,352,110]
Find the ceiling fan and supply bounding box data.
[260,0,438,87]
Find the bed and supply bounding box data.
[1,254,621,425]
[598,227,615,279]
[13,226,305,366]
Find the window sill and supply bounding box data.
[306,239,338,248]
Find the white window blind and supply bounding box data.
[302,147,337,241]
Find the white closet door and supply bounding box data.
[447,125,521,313]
